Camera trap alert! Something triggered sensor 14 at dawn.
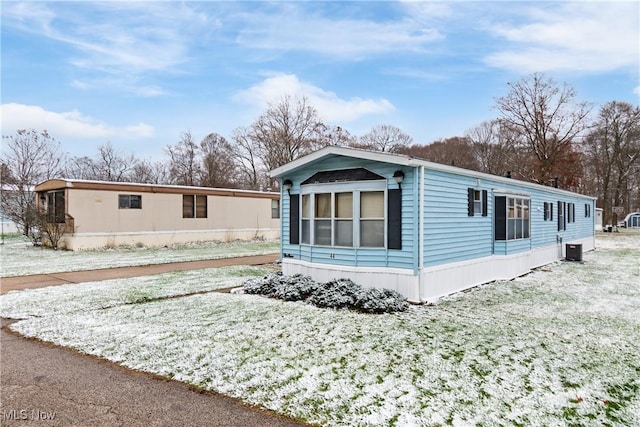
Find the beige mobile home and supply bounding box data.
[35,179,280,250]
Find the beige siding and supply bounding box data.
[35,181,280,250]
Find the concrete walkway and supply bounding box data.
[0,253,279,294]
[1,253,311,426]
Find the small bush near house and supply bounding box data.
[243,273,409,314]
[307,279,360,309]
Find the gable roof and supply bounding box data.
[269,146,596,200]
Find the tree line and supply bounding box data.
[2,73,639,236]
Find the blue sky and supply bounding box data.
[2,1,639,161]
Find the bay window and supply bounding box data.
[299,187,387,248]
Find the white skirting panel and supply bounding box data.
[61,228,280,250]
[420,237,596,303]
[283,237,595,304]
[282,259,421,302]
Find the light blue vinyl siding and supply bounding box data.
[280,155,417,272]
[422,170,493,267]
[422,170,595,261]
[280,152,595,272]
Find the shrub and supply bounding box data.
[307,279,360,309]
[355,287,410,313]
[273,274,317,301]
[242,274,409,314]
[243,272,283,297]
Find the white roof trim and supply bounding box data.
[270,146,597,200]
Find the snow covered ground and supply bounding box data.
[0,234,278,277]
[2,232,639,426]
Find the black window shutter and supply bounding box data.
[289,194,300,244]
[388,189,402,250]
[550,203,553,220]
[482,190,488,216]
[544,202,548,221]
[494,196,506,240]
[467,188,474,216]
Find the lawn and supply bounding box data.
[1,232,639,426]
[0,233,279,277]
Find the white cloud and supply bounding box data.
[634,86,640,97]
[0,104,155,140]
[234,74,395,122]
[2,2,211,93]
[484,2,639,73]
[234,4,443,58]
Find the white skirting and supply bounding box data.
[283,259,421,302]
[60,228,280,250]
[283,236,595,303]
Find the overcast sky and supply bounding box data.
[2,1,638,161]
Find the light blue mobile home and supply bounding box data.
[270,147,596,302]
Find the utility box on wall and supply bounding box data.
[566,243,583,262]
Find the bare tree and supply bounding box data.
[584,101,640,225]
[318,125,356,147]
[230,95,326,190]
[166,131,201,186]
[129,160,171,184]
[94,142,137,182]
[355,124,413,153]
[495,73,592,185]
[66,143,139,182]
[199,132,238,188]
[465,120,518,176]
[251,95,326,171]
[231,127,263,190]
[0,129,66,240]
[65,156,97,180]
[398,137,478,170]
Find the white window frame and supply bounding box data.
[473,189,483,215]
[504,196,530,241]
[300,180,387,248]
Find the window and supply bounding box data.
[119,194,142,209]
[468,188,488,216]
[585,203,590,218]
[335,192,353,247]
[474,190,482,214]
[301,194,310,244]
[568,203,575,223]
[271,199,280,219]
[46,191,65,223]
[314,193,331,245]
[360,191,384,247]
[495,196,530,241]
[558,201,566,231]
[183,195,207,218]
[298,189,387,248]
[544,202,553,221]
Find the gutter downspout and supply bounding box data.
[419,166,425,302]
